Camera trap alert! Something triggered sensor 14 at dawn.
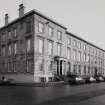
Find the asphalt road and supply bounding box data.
[0,83,105,105]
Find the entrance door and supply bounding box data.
[68,62,71,73]
[60,60,62,75]
[57,60,59,75]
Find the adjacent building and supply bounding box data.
[0,4,105,82]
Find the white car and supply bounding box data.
[90,77,96,82]
[75,76,85,84]
[99,77,104,81]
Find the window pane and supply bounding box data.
[27,39,31,52]
[57,44,61,56]
[2,46,5,56]
[48,41,53,55]
[14,43,17,54]
[14,29,17,37]
[84,45,86,50]
[57,31,62,40]
[78,52,81,61]
[67,48,71,59]
[8,45,11,55]
[84,53,86,62]
[67,38,71,45]
[26,21,31,33]
[2,34,5,41]
[73,40,76,47]
[38,22,44,33]
[73,50,76,61]
[38,38,44,54]
[13,62,16,72]
[48,27,53,37]
[78,42,81,49]
[8,31,11,38]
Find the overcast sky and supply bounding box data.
[0,0,105,49]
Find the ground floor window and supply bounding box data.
[73,64,77,73]
[48,61,53,71]
[39,60,44,71]
[84,65,86,75]
[88,66,90,74]
[7,62,11,72]
[13,62,16,72]
[26,60,31,72]
[68,62,71,73]
[78,65,81,74]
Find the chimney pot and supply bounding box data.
[19,4,24,17]
[5,13,9,25]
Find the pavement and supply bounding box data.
[0,82,105,105]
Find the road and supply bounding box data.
[0,83,105,105]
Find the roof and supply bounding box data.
[0,9,67,31]
[66,31,105,52]
[0,8,104,52]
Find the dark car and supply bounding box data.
[102,76,105,81]
[94,75,104,82]
[0,78,16,86]
[84,76,96,83]
[67,73,85,85]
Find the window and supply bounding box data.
[14,29,17,37]
[78,42,81,49]
[83,44,86,50]
[57,43,61,56]
[67,48,71,59]
[73,40,77,47]
[48,26,53,37]
[48,41,53,56]
[38,22,44,33]
[14,43,17,54]
[48,61,53,71]
[13,62,16,72]
[27,39,31,52]
[78,65,81,74]
[57,31,62,40]
[38,38,44,55]
[8,44,11,55]
[67,38,71,45]
[88,66,90,74]
[39,60,44,71]
[73,50,76,61]
[84,65,86,74]
[87,54,90,62]
[2,34,5,41]
[8,31,11,38]
[26,60,30,72]
[2,46,5,56]
[7,62,11,72]
[26,21,31,33]
[73,65,77,73]
[83,53,86,62]
[78,51,81,62]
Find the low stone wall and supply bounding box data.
[0,74,34,83]
[16,81,66,87]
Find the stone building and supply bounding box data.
[0,4,105,82]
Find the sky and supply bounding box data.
[0,0,105,49]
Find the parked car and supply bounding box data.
[0,78,16,86]
[89,77,96,83]
[102,76,105,81]
[83,76,90,83]
[75,76,85,84]
[94,75,104,82]
[67,73,85,85]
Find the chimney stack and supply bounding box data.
[19,4,24,17]
[5,14,9,25]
